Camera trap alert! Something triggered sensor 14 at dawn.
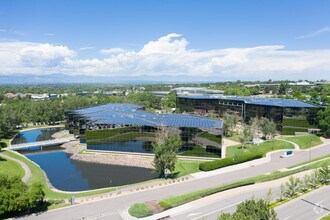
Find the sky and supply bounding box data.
[0,0,330,81]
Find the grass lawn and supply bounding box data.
[322,214,330,220]
[0,155,25,179]
[226,133,241,142]
[180,145,221,158]
[226,139,294,158]
[282,134,322,149]
[173,160,201,177]
[282,127,308,135]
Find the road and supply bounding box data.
[21,143,330,220]
[275,186,330,220]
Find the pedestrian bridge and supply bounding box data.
[10,137,76,150]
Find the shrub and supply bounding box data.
[199,153,262,171]
[128,203,153,218]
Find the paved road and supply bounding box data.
[0,152,31,182]
[21,143,330,220]
[275,186,330,220]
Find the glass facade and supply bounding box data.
[177,96,322,134]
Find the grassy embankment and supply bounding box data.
[282,134,322,149]
[226,139,294,158]
[0,156,25,179]
[322,214,330,220]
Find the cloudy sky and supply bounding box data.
[0,0,329,81]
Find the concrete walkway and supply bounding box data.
[0,152,31,182]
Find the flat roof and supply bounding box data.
[71,103,223,129]
[178,95,321,108]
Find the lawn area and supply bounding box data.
[0,155,25,179]
[282,127,308,135]
[128,203,153,218]
[226,133,241,142]
[322,214,330,220]
[288,154,330,169]
[173,160,201,177]
[199,133,222,144]
[226,139,294,158]
[282,134,323,149]
[180,145,221,158]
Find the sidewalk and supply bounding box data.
[0,152,31,182]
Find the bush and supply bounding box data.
[199,153,262,171]
[128,203,153,218]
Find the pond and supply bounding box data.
[15,128,158,191]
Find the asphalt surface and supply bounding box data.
[20,143,330,220]
[275,186,330,220]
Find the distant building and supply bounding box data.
[177,95,323,135]
[5,93,16,99]
[31,94,49,101]
[172,87,224,96]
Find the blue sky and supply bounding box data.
[0,0,329,81]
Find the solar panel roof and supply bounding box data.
[71,103,223,129]
[178,95,320,108]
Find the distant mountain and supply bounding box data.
[0,73,222,85]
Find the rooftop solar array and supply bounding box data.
[178,95,320,108]
[70,103,223,129]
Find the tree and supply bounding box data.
[278,183,286,202]
[218,198,278,220]
[239,124,253,149]
[161,91,177,112]
[318,165,330,185]
[285,176,300,197]
[317,106,330,137]
[152,127,183,177]
[259,118,277,140]
[223,113,238,137]
[279,83,289,95]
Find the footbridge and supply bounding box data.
[10,137,76,150]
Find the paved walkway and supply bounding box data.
[0,151,31,182]
[276,138,300,150]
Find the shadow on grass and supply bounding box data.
[0,201,65,219]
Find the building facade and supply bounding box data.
[177,96,323,135]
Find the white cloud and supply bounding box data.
[99,48,127,55]
[0,33,329,80]
[79,46,94,51]
[296,26,330,39]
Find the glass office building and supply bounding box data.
[66,103,224,158]
[177,96,323,135]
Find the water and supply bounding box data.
[11,127,64,145]
[15,128,158,191]
[88,140,153,153]
[23,149,157,191]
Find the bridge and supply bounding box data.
[10,137,76,150]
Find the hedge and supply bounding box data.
[199,152,263,171]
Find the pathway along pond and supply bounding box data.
[14,127,158,191]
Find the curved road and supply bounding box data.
[19,142,330,220]
[0,151,31,182]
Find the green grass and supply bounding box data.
[321,214,330,220]
[226,133,241,142]
[180,145,221,158]
[226,139,294,158]
[282,134,322,149]
[283,118,318,128]
[128,203,153,218]
[0,156,25,179]
[282,127,308,135]
[287,154,330,169]
[199,133,222,144]
[173,160,201,177]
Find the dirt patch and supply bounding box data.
[145,200,165,215]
